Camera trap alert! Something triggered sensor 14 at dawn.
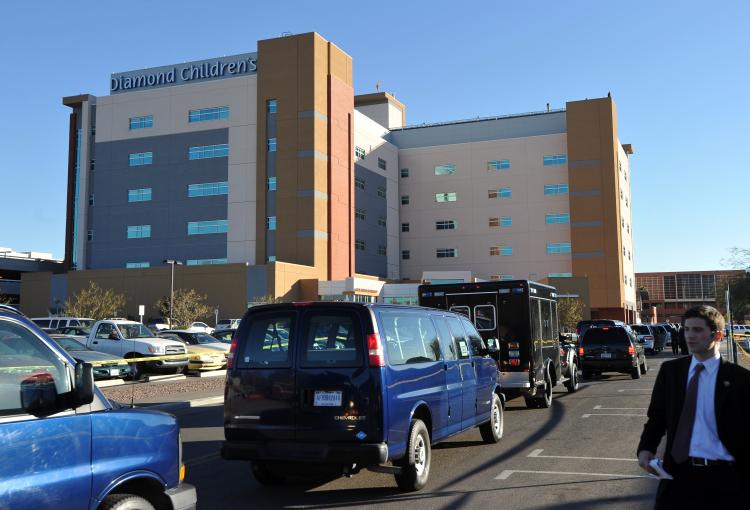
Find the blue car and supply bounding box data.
[221,302,503,491]
[0,308,197,510]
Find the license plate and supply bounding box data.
[600,353,612,359]
[314,391,342,407]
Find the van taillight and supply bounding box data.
[509,359,520,367]
[227,335,238,369]
[628,345,635,357]
[367,333,385,367]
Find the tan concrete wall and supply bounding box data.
[19,272,53,317]
[269,261,326,301]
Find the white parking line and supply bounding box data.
[617,389,651,392]
[582,413,646,418]
[594,405,647,410]
[495,469,653,481]
[527,449,637,462]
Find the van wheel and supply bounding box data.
[479,394,504,443]
[251,461,285,485]
[100,494,155,510]
[394,419,431,491]
[631,363,642,379]
[566,363,579,393]
[526,368,552,408]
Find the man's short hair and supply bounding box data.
[682,305,726,332]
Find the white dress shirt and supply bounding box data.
[687,352,735,461]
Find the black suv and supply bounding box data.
[579,325,647,380]
[576,319,626,339]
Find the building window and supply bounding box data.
[378,216,386,227]
[620,189,624,199]
[544,184,569,195]
[377,186,386,198]
[545,213,570,224]
[127,225,151,239]
[618,160,622,173]
[543,154,567,166]
[188,106,229,123]
[547,242,571,254]
[490,245,512,256]
[435,192,457,202]
[625,197,628,207]
[355,176,365,190]
[401,222,410,232]
[355,146,366,159]
[266,216,276,231]
[548,272,572,278]
[434,164,456,176]
[487,159,510,171]
[267,255,276,262]
[90,159,95,171]
[436,248,457,258]
[489,188,512,199]
[87,230,94,242]
[128,188,152,202]
[401,195,410,205]
[435,220,456,230]
[355,239,365,251]
[187,220,228,235]
[128,151,153,166]
[489,217,499,228]
[89,194,94,206]
[267,177,276,191]
[126,262,150,269]
[267,138,277,152]
[401,250,410,260]
[188,144,228,160]
[490,246,500,256]
[188,182,228,197]
[501,216,512,227]
[621,217,625,228]
[187,258,228,266]
[400,168,409,178]
[129,115,153,130]
[355,208,365,220]
[378,157,387,170]
[267,100,277,114]
[377,245,386,256]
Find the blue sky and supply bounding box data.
[2,0,748,271]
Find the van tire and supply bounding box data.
[251,461,285,485]
[565,363,579,393]
[100,494,155,510]
[479,394,504,443]
[394,419,431,491]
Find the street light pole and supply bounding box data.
[164,259,183,327]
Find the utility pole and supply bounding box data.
[164,259,183,327]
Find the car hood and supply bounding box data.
[197,342,230,352]
[124,336,185,348]
[187,345,226,356]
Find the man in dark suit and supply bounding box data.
[637,305,750,508]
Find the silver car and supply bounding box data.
[630,324,656,354]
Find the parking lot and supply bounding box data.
[108,354,679,509]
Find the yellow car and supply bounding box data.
[158,331,228,371]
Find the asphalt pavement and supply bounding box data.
[161,353,680,509]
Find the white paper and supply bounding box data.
[649,458,673,480]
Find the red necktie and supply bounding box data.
[671,363,704,464]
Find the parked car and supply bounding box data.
[188,321,214,334]
[630,324,656,354]
[216,318,241,331]
[212,328,236,343]
[579,325,648,379]
[31,316,95,330]
[222,302,504,491]
[576,319,626,339]
[85,319,189,380]
[0,307,197,510]
[159,329,229,371]
[148,322,171,331]
[49,334,131,380]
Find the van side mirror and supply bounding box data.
[20,361,94,418]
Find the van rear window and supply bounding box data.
[238,314,293,368]
[581,328,629,345]
[380,312,441,365]
[300,313,362,367]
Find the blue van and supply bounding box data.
[221,302,503,491]
[0,308,197,510]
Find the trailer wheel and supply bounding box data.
[565,362,579,393]
[525,366,552,409]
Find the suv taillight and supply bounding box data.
[578,346,584,357]
[367,333,385,367]
[628,345,635,357]
[227,334,238,369]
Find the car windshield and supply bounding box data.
[194,333,220,344]
[119,324,155,339]
[632,325,651,335]
[53,337,90,351]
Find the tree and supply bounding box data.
[557,298,585,333]
[64,281,126,320]
[249,294,282,306]
[716,274,750,323]
[155,288,212,329]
